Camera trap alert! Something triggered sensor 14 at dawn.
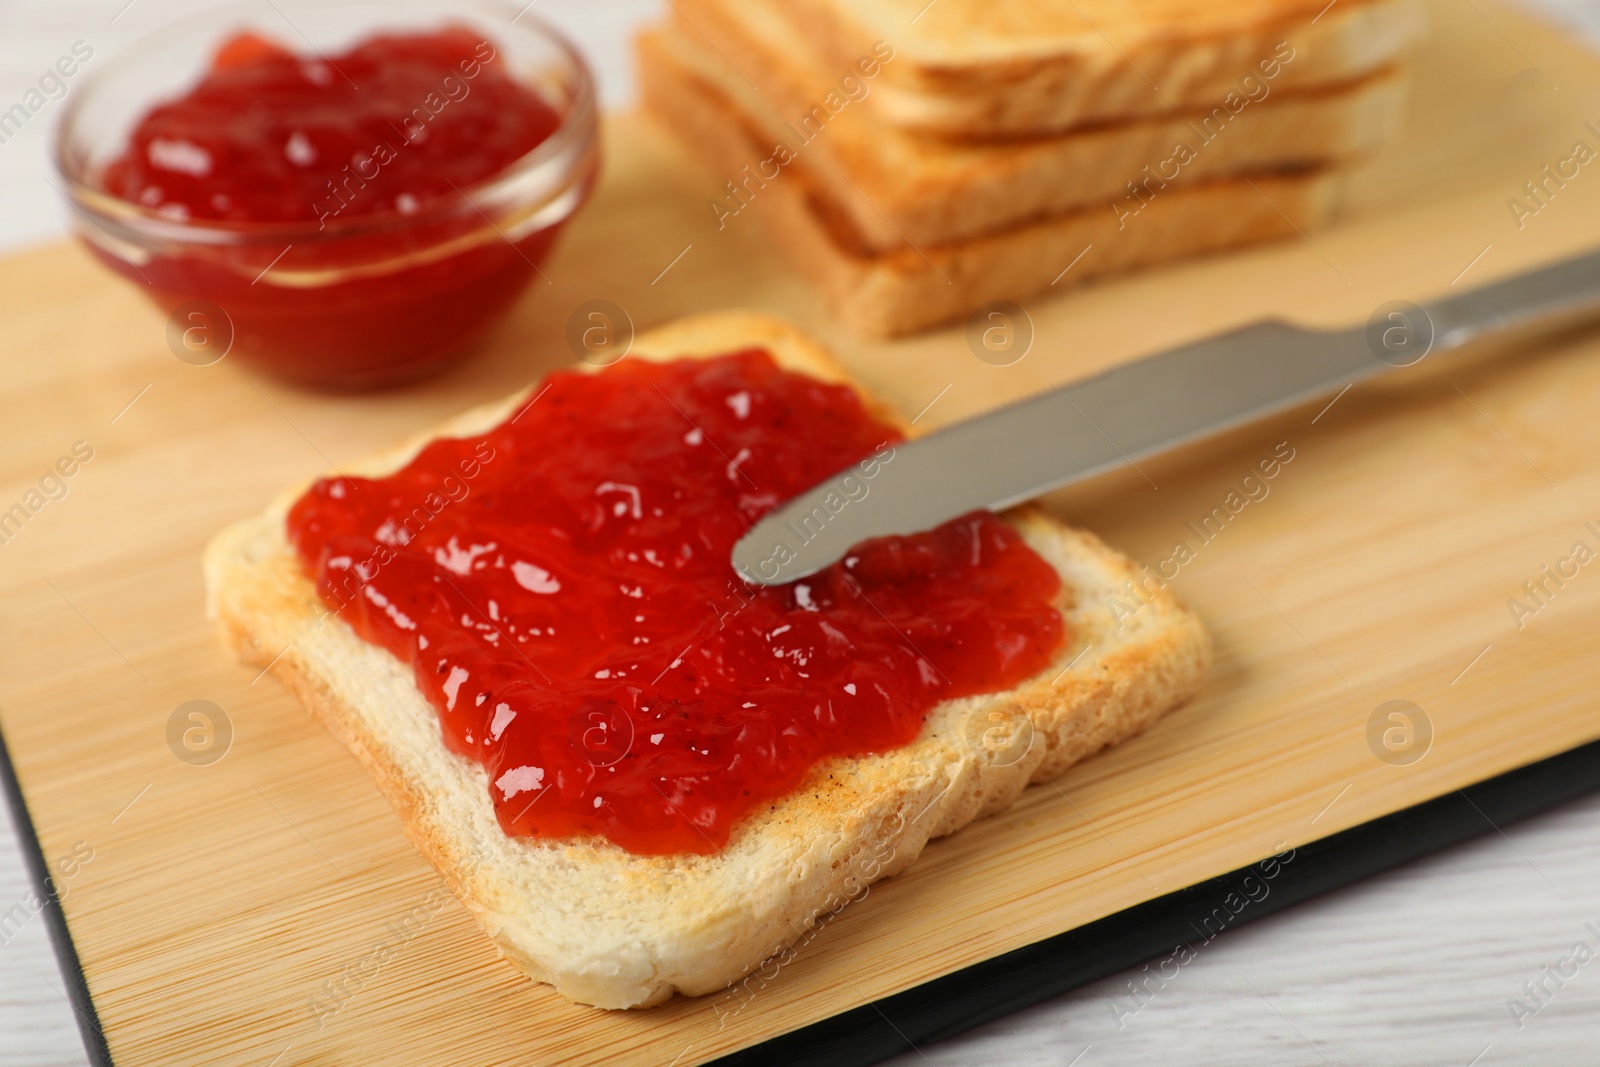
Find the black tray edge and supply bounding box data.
[0,719,113,1066]
[712,736,1600,1066]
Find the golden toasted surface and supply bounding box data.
[783,0,1398,63]
[674,0,1427,134]
[638,48,1347,336]
[646,19,1404,248]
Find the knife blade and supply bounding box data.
[731,246,1600,586]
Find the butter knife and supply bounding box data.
[732,247,1600,586]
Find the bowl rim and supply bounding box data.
[51,0,599,245]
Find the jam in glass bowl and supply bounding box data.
[53,0,598,389]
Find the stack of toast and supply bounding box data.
[638,0,1427,336]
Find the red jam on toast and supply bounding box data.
[287,351,1065,854]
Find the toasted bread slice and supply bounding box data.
[672,0,1426,136]
[646,20,1402,250]
[639,43,1346,338]
[204,312,1210,1009]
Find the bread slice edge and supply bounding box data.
[648,11,1405,249]
[638,48,1348,337]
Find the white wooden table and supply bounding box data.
[3,3,1598,1064]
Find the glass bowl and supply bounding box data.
[53,0,598,390]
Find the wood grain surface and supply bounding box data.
[4,0,1600,1064]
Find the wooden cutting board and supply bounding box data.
[5,1,1600,1063]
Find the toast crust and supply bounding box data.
[647,19,1404,250]
[639,48,1345,337]
[674,0,1426,135]
[205,312,1211,1008]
